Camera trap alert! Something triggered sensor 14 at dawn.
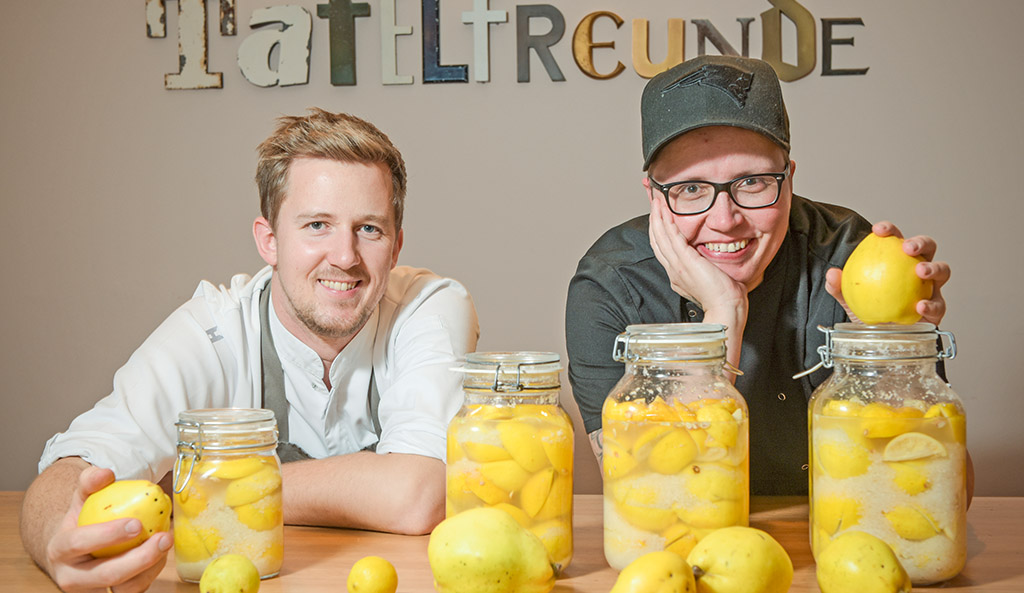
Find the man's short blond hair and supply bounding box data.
[256,108,407,230]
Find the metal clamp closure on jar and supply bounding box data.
[173,408,278,494]
[454,352,561,393]
[794,322,956,379]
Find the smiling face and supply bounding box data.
[254,157,403,355]
[646,126,794,293]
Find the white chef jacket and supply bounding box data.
[39,265,479,481]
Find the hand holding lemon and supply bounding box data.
[831,223,948,326]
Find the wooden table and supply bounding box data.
[3,492,1022,591]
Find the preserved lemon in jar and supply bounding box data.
[602,324,749,570]
[808,323,965,585]
[446,352,574,573]
[173,409,283,582]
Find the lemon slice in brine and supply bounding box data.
[883,432,947,462]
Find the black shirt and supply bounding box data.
[565,195,872,495]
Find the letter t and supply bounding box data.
[461,0,508,82]
[317,0,371,85]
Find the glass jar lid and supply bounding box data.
[827,322,956,361]
[795,323,957,378]
[457,351,561,392]
[176,408,278,450]
[613,323,727,363]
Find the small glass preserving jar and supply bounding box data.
[602,324,749,570]
[446,352,574,573]
[173,408,283,582]
[808,323,966,585]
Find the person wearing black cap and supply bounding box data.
[565,55,952,495]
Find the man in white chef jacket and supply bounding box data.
[20,109,479,592]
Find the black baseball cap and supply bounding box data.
[641,55,790,170]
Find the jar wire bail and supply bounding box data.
[793,324,957,380]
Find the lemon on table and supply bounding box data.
[347,555,398,593]
[816,530,911,593]
[200,554,260,593]
[883,432,947,462]
[841,233,932,325]
[610,550,695,593]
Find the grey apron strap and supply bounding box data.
[259,285,312,463]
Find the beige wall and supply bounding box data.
[2,1,1021,496]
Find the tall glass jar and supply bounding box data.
[808,323,965,585]
[446,352,574,573]
[173,408,283,582]
[602,324,749,570]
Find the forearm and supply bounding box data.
[702,300,748,379]
[282,451,445,535]
[20,457,89,575]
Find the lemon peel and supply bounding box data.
[883,432,947,462]
[884,504,943,541]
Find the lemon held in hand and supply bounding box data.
[348,555,398,593]
[841,233,932,325]
[816,530,911,593]
[200,554,261,593]
[77,479,171,557]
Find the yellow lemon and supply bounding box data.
[815,440,871,479]
[604,398,642,423]
[466,470,511,505]
[890,460,931,495]
[206,457,266,480]
[498,421,550,473]
[447,470,483,509]
[175,482,209,518]
[841,233,932,325]
[644,398,681,423]
[447,433,465,463]
[604,438,639,480]
[685,463,743,502]
[925,403,967,444]
[199,553,260,593]
[521,467,555,517]
[676,499,745,529]
[632,425,674,460]
[78,479,171,558]
[224,466,281,507]
[814,495,862,535]
[347,555,398,593]
[858,402,909,439]
[616,500,678,533]
[529,519,572,572]
[883,432,947,462]
[466,404,515,420]
[462,440,513,463]
[816,530,911,593]
[539,427,573,473]
[884,504,942,540]
[822,399,865,417]
[648,430,699,475]
[663,523,699,559]
[535,474,572,521]
[697,405,739,448]
[491,502,532,527]
[688,527,792,593]
[610,550,696,593]
[480,459,532,492]
[173,515,222,563]
[234,494,282,531]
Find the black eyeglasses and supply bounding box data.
[648,163,790,216]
